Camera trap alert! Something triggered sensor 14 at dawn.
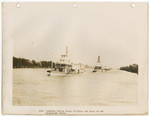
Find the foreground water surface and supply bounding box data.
[13,68,138,106]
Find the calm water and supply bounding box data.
[13,68,138,106]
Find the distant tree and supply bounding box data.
[13,57,56,68]
[36,62,42,68]
[40,61,52,68]
[31,60,37,67]
[120,64,138,74]
[13,57,18,68]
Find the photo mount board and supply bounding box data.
[2,2,148,115]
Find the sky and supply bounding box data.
[5,2,147,68]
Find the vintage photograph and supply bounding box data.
[2,2,148,115]
[12,3,138,106]
[13,46,138,106]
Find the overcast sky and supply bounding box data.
[6,3,147,68]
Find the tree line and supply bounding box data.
[13,57,55,68]
[120,64,138,74]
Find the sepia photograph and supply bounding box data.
[13,46,138,106]
[2,2,148,115]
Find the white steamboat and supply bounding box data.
[55,46,84,74]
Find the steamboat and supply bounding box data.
[47,46,84,75]
[93,56,111,72]
[93,56,102,72]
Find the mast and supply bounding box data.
[66,46,68,57]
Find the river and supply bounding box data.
[13,68,138,106]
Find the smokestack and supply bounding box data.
[66,46,68,56]
[97,56,100,63]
